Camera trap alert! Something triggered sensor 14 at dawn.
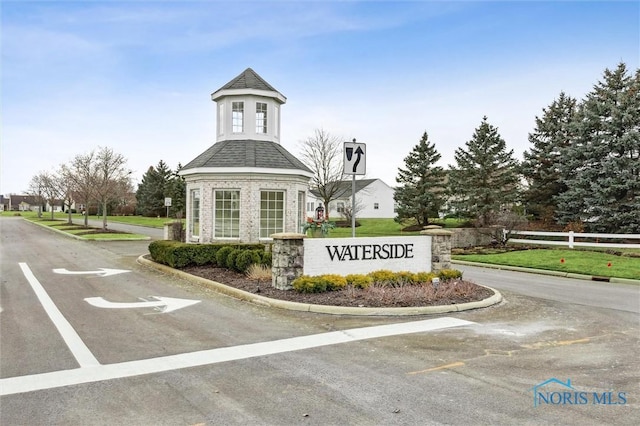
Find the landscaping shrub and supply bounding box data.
[395,271,416,284]
[246,264,271,280]
[192,244,219,266]
[345,274,373,289]
[261,251,272,267]
[292,276,327,293]
[148,240,195,268]
[438,269,463,281]
[413,272,438,283]
[226,249,242,271]
[235,250,263,273]
[319,274,347,291]
[367,270,397,286]
[215,246,235,267]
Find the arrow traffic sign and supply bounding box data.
[84,296,201,313]
[344,141,366,175]
[53,268,130,277]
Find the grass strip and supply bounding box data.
[453,249,640,280]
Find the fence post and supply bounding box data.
[569,231,574,249]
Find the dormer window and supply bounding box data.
[256,102,267,133]
[232,101,244,133]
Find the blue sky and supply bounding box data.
[2,0,638,195]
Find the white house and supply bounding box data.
[306,178,395,220]
[179,68,313,243]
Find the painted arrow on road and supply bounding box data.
[53,268,130,277]
[84,296,200,313]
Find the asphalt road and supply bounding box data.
[456,264,640,314]
[1,217,638,425]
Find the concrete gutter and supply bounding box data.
[452,259,640,285]
[138,255,503,316]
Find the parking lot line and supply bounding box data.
[1,317,474,396]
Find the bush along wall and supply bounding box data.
[148,240,268,271]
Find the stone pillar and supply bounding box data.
[271,232,306,290]
[421,228,453,273]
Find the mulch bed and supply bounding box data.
[181,265,494,308]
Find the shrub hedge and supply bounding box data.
[148,240,267,270]
[291,269,464,293]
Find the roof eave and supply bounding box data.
[179,166,313,178]
[211,88,286,104]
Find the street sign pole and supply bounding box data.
[352,174,356,237]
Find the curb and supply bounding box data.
[137,256,503,316]
[452,260,640,285]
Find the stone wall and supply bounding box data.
[449,228,494,248]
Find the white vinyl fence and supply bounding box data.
[506,230,640,249]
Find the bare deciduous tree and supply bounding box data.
[339,197,365,224]
[29,171,63,220]
[299,128,346,219]
[91,147,132,231]
[66,150,98,227]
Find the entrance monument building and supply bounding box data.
[180,68,312,243]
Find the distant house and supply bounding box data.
[0,195,8,211]
[46,199,65,213]
[306,178,395,220]
[8,195,40,212]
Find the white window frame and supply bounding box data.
[297,191,306,233]
[214,189,240,239]
[190,188,201,240]
[256,102,267,134]
[232,101,244,133]
[259,190,284,239]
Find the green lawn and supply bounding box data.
[328,217,467,237]
[20,215,149,240]
[454,248,640,280]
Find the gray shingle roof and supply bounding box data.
[215,68,279,93]
[182,140,312,173]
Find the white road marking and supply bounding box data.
[0,317,474,396]
[18,262,100,368]
[85,296,201,313]
[53,268,130,277]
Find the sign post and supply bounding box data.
[343,139,366,237]
[164,197,172,218]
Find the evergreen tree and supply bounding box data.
[136,160,172,217]
[556,63,640,233]
[394,132,446,226]
[521,92,577,223]
[166,163,186,217]
[448,116,520,226]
